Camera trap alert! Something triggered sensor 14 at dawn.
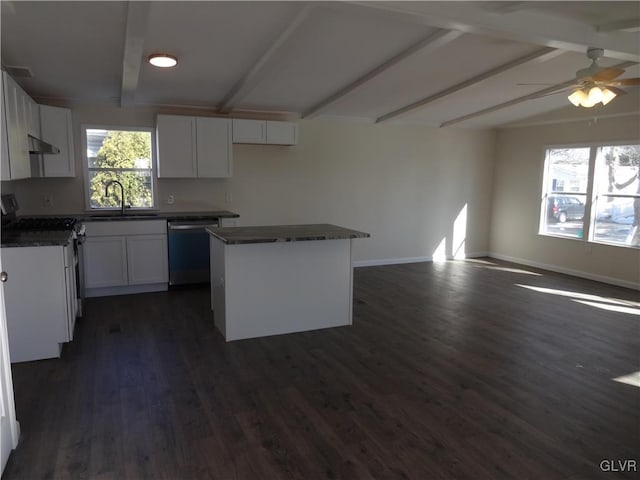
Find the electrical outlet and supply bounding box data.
[225,192,232,203]
[43,195,53,208]
[167,195,175,205]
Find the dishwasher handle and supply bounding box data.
[168,221,218,231]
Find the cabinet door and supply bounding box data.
[40,105,75,177]
[24,96,40,138]
[156,114,196,178]
[2,73,30,180]
[196,117,232,178]
[232,119,265,144]
[266,121,297,145]
[1,78,9,181]
[126,234,168,285]
[84,236,128,288]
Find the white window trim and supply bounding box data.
[538,141,640,249]
[81,124,158,211]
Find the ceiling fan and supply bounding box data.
[565,48,640,107]
[523,47,640,108]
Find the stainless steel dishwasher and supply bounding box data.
[167,219,218,285]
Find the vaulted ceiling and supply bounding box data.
[1,1,639,127]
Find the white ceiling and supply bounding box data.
[1,1,639,128]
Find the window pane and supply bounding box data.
[593,145,640,247]
[88,170,153,209]
[540,148,589,238]
[85,128,154,209]
[593,197,637,245]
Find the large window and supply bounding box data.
[540,144,639,248]
[84,127,155,210]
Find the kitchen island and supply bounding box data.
[206,224,369,341]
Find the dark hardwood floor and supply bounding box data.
[3,258,639,480]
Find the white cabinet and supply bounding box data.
[126,234,168,284]
[232,119,298,145]
[84,236,128,288]
[1,72,30,180]
[266,121,298,145]
[39,105,75,177]
[232,119,265,144]
[2,244,77,362]
[84,220,168,296]
[156,114,232,178]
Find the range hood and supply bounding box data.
[28,134,60,155]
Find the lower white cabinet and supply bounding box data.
[84,220,168,296]
[2,244,77,362]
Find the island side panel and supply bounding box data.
[224,239,353,341]
[210,236,227,337]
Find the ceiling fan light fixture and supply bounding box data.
[568,89,587,107]
[148,53,178,68]
[587,86,603,104]
[600,88,617,106]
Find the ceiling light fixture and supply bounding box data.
[567,86,616,108]
[148,53,178,68]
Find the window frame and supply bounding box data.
[81,125,157,211]
[538,140,640,249]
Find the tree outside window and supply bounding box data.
[85,128,154,209]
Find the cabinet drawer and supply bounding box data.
[85,219,167,236]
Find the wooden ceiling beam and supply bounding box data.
[217,5,312,114]
[376,46,562,123]
[120,1,151,107]
[439,60,638,128]
[301,29,462,119]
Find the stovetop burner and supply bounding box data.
[4,217,78,232]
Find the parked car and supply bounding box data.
[547,195,585,223]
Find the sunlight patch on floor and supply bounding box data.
[573,300,640,316]
[516,284,640,308]
[613,371,640,388]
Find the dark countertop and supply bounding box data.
[206,224,370,245]
[82,210,239,222]
[1,230,74,248]
[1,211,240,247]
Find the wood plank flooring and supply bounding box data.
[3,258,639,479]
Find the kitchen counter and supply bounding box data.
[208,223,369,341]
[1,230,75,248]
[206,223,370,245]
[83,210,239,222]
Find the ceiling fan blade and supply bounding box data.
[607,86,627,96]
[616,77,640,86]
[591,68,624,81]
[529,88,573,99]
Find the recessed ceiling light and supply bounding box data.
[148,54,178,68]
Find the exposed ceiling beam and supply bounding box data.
[345,2,640,62]
[120,1,151,107]
[596,19,640,33]
[376,46,561,123]
[439,60,638,128]
[217,5,312,114]
[302,29,462,119]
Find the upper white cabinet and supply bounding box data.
[156,114,232,178]
[266,121,298,145]
[232,119,265,144]
[39,105,75,177]
[232,119,298,146]
[1,72,30,180]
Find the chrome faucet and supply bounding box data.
[105,180,126,215]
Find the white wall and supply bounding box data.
[490,114,640,289]
[2,103,497,264]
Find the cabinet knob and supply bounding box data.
[0,271,7,283]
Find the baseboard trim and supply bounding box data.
[85,283,168,298]
[488,253,640,291]
[353,252,489,268]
